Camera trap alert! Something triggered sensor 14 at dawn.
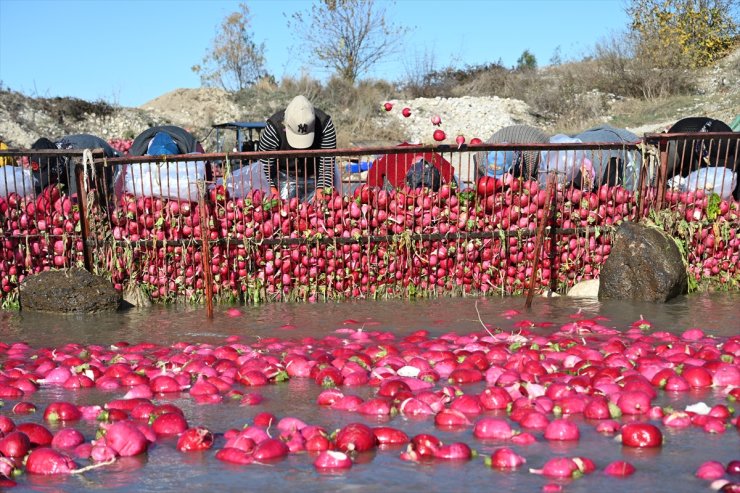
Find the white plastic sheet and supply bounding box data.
[0,166,37,197]
[681,167,737,200]
[123,159,206,202]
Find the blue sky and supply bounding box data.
[0,0,629,107]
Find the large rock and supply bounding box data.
[598,222,688,302]
[20,268,121,313]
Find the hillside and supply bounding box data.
[1,48,737,150]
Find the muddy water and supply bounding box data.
[1,292,738,493]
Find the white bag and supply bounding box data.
[123,159,206,202]
[218,162,272,199]
[538,135,588,187]
[681,167,737,200]
[0,166,37,197]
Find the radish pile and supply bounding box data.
[108,139,133,156]
[0,314,737,489]
[1,172,738,305]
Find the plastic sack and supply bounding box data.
[218,162,272,199]
[538,135,588,187]
[122,159,206,202]
[681,167,737,200]
[480,148,521,178]
[0,166,37,197]
[275,163,343,201]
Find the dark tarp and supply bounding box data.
[666,117,737,199]
[56,134,121,195]
[573,125,641,190]
[129,126,200,156]
[474,125,549,180]
[29,137,62,193]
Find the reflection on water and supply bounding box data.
[1,291,738,347]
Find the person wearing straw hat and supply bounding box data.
[258,95,337,201]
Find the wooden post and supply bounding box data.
[655,139,669,210]
[525,174,556,309]
[198,183,214,319]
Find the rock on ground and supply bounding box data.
[598,222,688,303]
[20,267,121,313]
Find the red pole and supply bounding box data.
[525,174,556,309]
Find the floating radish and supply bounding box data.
[314,450,352,471]
[487,447,526,469]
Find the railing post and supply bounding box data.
[655,138,669,210]
[526,174,556,309]
[198,182,214,318]
[74,156,94,272]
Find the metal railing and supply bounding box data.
[0,134,738,308]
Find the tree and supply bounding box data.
[627,0,738,69]
[192,3,267,92]
[288,0,408,83]
[516,50,537,71]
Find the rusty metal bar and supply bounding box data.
[197,183,214,318]
[525,174,556,309]
[74,160,93,272]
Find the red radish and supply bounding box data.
[479,387,512,409]
[253,412,276,428]
[151,412,188,436]
[435,408,472,428]
[531,457,581,479]
[411,433,442,457]
[473,418,513,440]
[373,427,409,446]
[25,447,78,475]
[357,397,393,415]
[402,107,411,117]
[619,423,662,448]
[433,442,472,460]
[544,418,580,441]
[0,431,31,458]
[306,433,333,452]
[617,390,652,414]
[511,432,537,445]
[0,416,15,434]
[103,421,149,457]
[252,438,289,461]
[215,447,254,465]
[487,447,526,469]
[470,137,483,145]
[696,461,726,480]
[727,461,740,475]
[383,102,393,112]
[604,460,636,477]
[240,393,264,406]
[314,450,352,471]
[224,433,257,452]
[51,428,85,450]
[455,135,465,149]
[43,401,82,422]
[431,115,442,126]
[11,401,36,414]
[433,129,446,142]
[335,423,376,453]
[682,366,713,388]
[176,427,214,452]
[16,422,53,446]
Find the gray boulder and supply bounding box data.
[20,267,121,313]
[598,222,688,302]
